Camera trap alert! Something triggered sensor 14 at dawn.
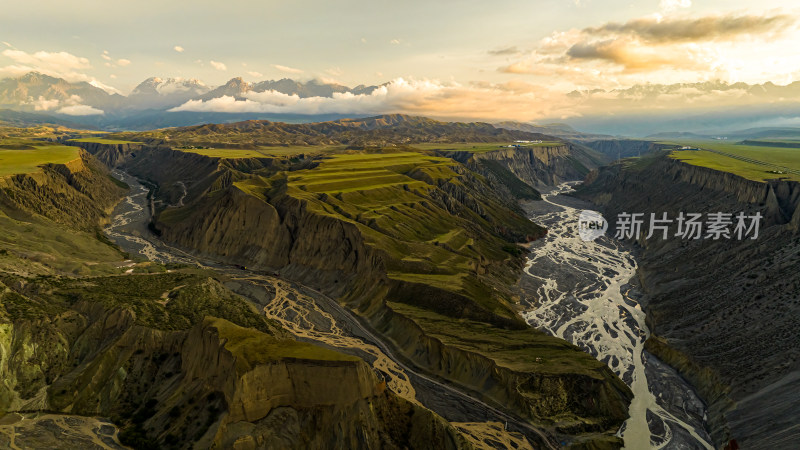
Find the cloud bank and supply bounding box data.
[168,76,800,122]
[169,78,565,120]
[497,11,799,88]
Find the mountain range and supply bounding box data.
[2,72,800,135]
[0,72,379,114]
[0,72,382,130]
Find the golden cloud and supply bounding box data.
[497,11,799,85]
[588,13,795,44]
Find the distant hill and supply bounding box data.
[646,131,710,140]
[0,109,95,129]
[495,121,613,140]
[648,127,800,141]
[108,114,562,148]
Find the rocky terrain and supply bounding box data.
[576,152,800,449]
[575,140,671,161]
[64,123,636,447]
[0,138,481,449]
[0,149,124,230]
[441,143,605,188]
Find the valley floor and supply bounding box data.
[519,184,713,449]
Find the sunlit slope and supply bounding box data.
[105,114,558,149]
[0,136,129,275]
[0,144,79,176]
[666,140,800,182]
[0,132,470,450]
[155,147,632,436]
[229,150,543,323]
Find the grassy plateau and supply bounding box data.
[411,141,564,153]
[0,145,80,177]
[68,137,141,145]
[665,139,800,182]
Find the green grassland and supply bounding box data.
[175,148,270,158]
[235,150,540,321]
[46,273,277,331]
[1,270,354,365]
[0,144,80,176]
[175,145,344,158]
[207,317,359,372]
[411,141,563,153]
[68,137,141,145]
[665,139,800,182]
[0,210,125,276]
[387,301,616,377]
[0,125,89,140]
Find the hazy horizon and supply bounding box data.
[2,0,799,123]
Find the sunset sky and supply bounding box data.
[1,0,798,121]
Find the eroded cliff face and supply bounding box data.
[158,185,384,295]
[577,154,800,449]
[577,140,671,161]
[144,147,632,446]
[0,276,470,450]
[0,150,124,230]
[63,142,147,169]
[442,144,603,188]
[360,298,632,434]
[0,144,478,449]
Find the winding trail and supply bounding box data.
[521,183,714,449]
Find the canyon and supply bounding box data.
[2,117,796,449]
[577,152,800,448]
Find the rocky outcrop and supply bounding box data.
[158,184,382,292]
[63,141,147,168]
[147,148,632,445]
[576,139,671,160]
[0,275,470,450]
[576,153,800,449]
[362,299,632,435]
[441,143,603,188]
[0,150,124,230]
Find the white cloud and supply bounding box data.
[167,75,800,122]
[273,64,303,74]
[117,58,131,67]
[0,48,121,93]
[390,39,401,45]
[174,45,184,52]
[2,49,90,73]
[209,60,227,71]
[31,96,60,111]
[660,0,691,12]
[1,42,12,48]
[57,104,104,115]
[168,77,565,121]
[325,67,343,76]
[247,71,263,78]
